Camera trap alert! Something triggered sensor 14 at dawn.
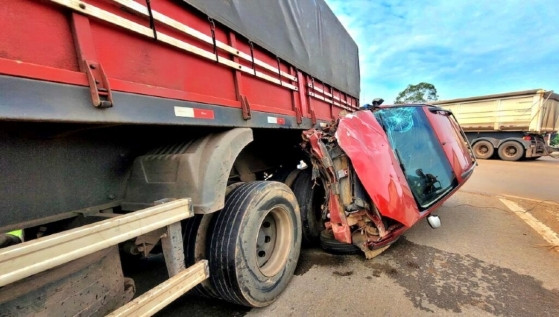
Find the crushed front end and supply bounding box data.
[301,106,476,258]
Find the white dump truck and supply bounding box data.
[433,89,559,161]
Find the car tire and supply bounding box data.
[498,141,524,161]
[208,181,302,307]
[319,229,360,255]
[473,140,494,159]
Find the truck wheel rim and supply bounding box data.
[256,207,292,277]
[506,146,517,156]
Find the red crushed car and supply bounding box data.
[298,105,476,258]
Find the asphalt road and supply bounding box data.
[461,156,559,202]
[133,157,559,316]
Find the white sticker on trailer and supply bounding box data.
[174,106,195,118]
[267,116,285,124]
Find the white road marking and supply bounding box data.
[501,194,559,206]
[499,198,559,252]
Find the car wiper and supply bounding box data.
[394,149,406,173]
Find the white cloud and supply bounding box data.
[325,0,559,103]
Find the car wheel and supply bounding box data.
[319,229,360,255]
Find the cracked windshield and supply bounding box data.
[375,107,455,208]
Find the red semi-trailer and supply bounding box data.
[0,0,476,315]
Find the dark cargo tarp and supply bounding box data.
[182,0,360,98]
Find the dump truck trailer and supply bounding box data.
[433,89,559,161]
[0,1,475,315]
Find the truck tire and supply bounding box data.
[182,214,219,298]
[182,182,243,299]
[319,229,360,255]
[498,141,524,161]
[208,181,301,307]
[291,169,325,246]
[473,140,494,159]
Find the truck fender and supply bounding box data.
[122,128,253,214]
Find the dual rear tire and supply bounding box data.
[473,140,525,161]
[497,141,524,161]
[183,181,301,307]
[473,140,494,159]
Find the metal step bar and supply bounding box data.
[0,198,208,316]
[108,260,209,317]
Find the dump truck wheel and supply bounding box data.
[291,170,325,246]
[319,229,360,255]
[473,140,494,159]
[498,141,524,161]
[208,181,301,307]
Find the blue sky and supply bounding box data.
[324,0,559,104]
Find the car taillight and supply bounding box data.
[523,135,532,141]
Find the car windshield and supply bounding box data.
[374,106,456,209]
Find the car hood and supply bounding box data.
[335,111,420,228]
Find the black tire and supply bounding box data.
[182,214,219,298]
[291,170,325,246]
[472,140,494,159]
[208,181,302,307]
[182,183,243,298]
[319,229,360,255]
[269,167,300,188]
[498,141,524,161]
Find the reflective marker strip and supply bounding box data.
[174,106,215,119]
[193,109,215,119]
[267,116,285,125]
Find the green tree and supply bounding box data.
[551,133,559,146]
[394,82,439,104]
